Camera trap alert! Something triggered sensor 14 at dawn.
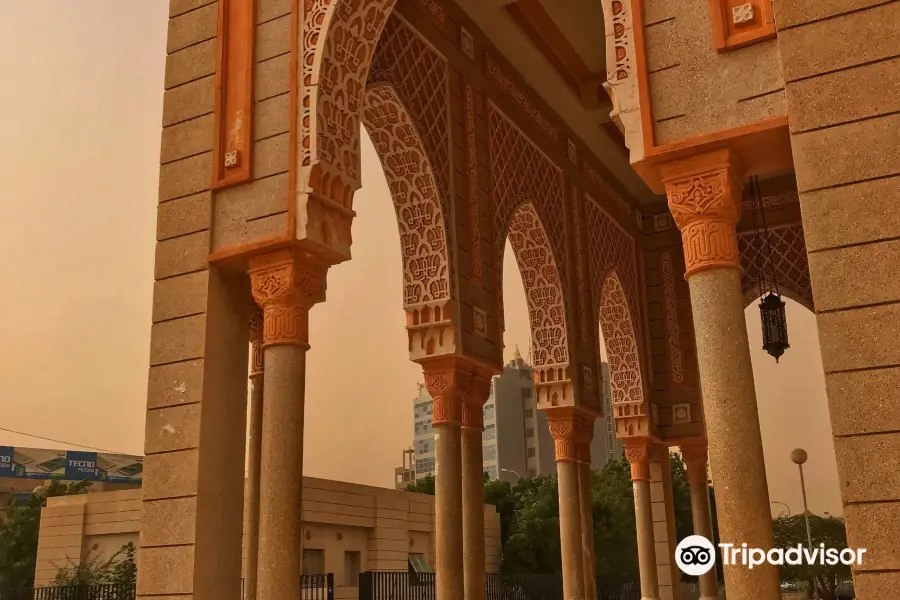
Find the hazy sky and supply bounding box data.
[0,1,842,518]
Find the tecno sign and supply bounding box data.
[68,459,95,469]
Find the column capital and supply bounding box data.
[660,149,744,278]
[462,372,493,431]
[249,249,329,347]
[680,443,710,486]
[249,305,264,379]
[545,407,596,463]
[623,439,650,481]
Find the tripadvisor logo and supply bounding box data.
[675,535,867,576]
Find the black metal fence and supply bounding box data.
[0,584,135,600]
[358,572,647,600]
[2,575,334,600]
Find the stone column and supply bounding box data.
[625,440,659,600]
[244,307,265,600]
[423,359,470,600]
[249,250,328,600]
[547,407,586,600]
[662,149,780,600]
[681,444,719,600]
[576,419,597,600]
[462,373,493,600]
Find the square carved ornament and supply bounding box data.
[708,0,776,52]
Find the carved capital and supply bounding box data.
[249,305,265,378]
[661,150,743,278]
[545,407,596,463]
[249,250,328,348]
[462,373,493,431]
[681,443,710,487]
[422,361,468,427]
[623,439,650,481]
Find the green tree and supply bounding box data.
[0,480,92,589]
[592,455,638,579]
[405,475,435,495]
[772,514,850,600]
[501,475,560,574]
[52,541,137,587]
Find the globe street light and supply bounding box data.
[770,501,792,517]
[501,468,522,480]
[791,448,814,550]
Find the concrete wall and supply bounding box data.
[37,479,501,595]
[642,0,786,144]
[777,1,900,597]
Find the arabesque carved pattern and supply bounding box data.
[489,104,567,335]
[624,443,649,481]
[303,0,395,183]
[508,204,569,367]
[547,416,575,462]
[249,306,264,378]
[572,188,589,343]
[487,59,559,141]
[738,224,814,311]
[368,14,453,280]
[423,364,472,426]
[583,160,630,216]
[249,252,328,347]
[584,200,644,411]
[665,171,741,277]
[741,189,799,211]
[465,83,483,279]
[361,86,450,307]
[416,0,445,22]
[659,252,684,385]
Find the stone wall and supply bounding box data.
[777,1,900,597]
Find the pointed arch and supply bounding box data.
[360,84,454,359]
[598,272,645,416]
[505,203,569,367]
[584,199,647,417]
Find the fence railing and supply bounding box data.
[2,575,335,600]
[0,584,135,600]
[358,572,648,600]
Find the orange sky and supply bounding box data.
[0,1,842,518]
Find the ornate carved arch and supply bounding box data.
[489,103,568,333]
[299,0,397,258]
[360,84,454,359]
[505,203,569,367]
[584,199,647,429]
[738,224,814,312]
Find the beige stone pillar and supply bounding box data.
[576,421,597,599]
[625,440,659,600]
[681,444,719,600]
[243,308,265,600]
[662,149,780,600]
[249,250,328,600]
[547,407,586,600]
[423,359,469,600]
[462,374,493,600]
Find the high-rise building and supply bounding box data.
[394,448,416,490]
[407,348,618,483]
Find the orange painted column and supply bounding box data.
[244,307,265,600]
[249,250,328,600]
[625,439,659,600]
[423,359,469,600]
[547,407,587,600]
[662,149,780,600]
[462,374,493,600]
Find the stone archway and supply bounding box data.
[584,199,647,429]
[360,84,454,359]
[505,202,570,369]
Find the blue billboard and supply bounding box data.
[0,446,142,484]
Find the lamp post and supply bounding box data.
[501,468,522,480]
[791,448,814,549]
[771,501,792,517]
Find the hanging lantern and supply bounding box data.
[759,292,789,362]
[749,176,790,362]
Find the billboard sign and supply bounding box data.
[0,446,142,483]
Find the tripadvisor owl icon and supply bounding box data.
[676,535,716,576]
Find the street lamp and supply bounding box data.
[501,468,522,480]
[791,448,814,550]
[771,501,792,517]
